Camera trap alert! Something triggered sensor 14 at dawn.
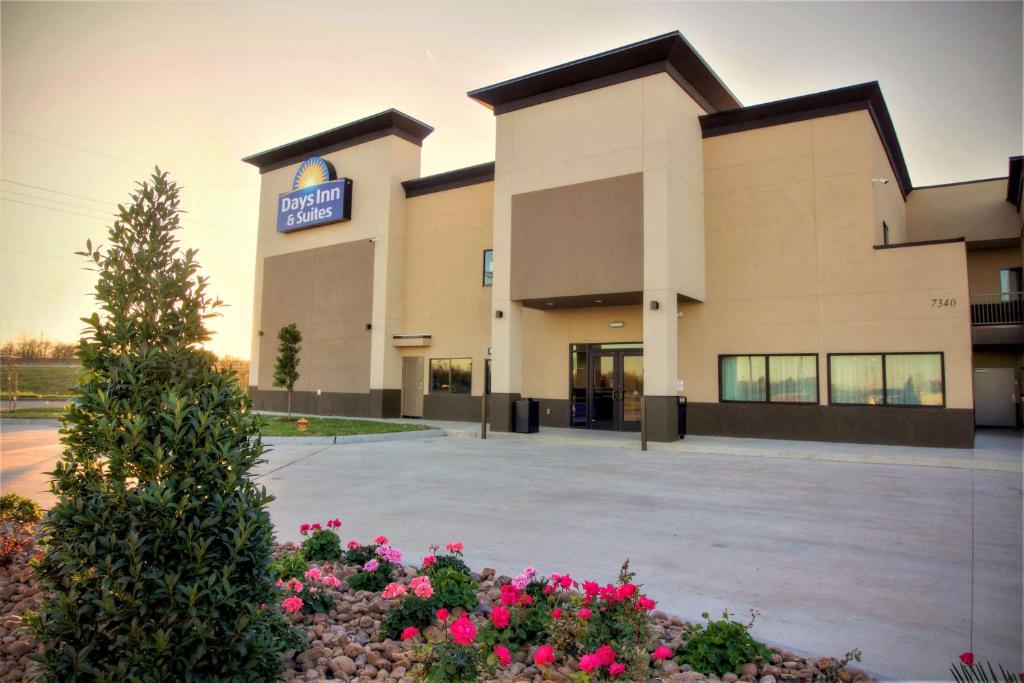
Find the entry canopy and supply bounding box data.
[467,31,741,115]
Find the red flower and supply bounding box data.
[449,614,476,645]
[559,574,573,589]
[299,523,311,535]
[551,608,562,619]
[582,581,600,597]
[522,593,533,605]
[652,646,672,661]
[494,645,512,668]
[543,584,555,594]
[346,540,360,550]
[579,654,600,672]
[609,662,626,678]
[400,626,420,641]
[375,535,388,544]
[617,583,637,600]
[578,608,592,620]
[636,595,656,612]
[490,604,510,629]
[500,586,519,606]
[534,645,555,667]
[596,645,617,667]
[960,652,975,666]
[436,608,449,622]
[311,523,321,532]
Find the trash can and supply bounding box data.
[677,396,687,439]
[514,398,540,433]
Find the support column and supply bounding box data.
[642,289,680,442]
[488,176,522,431]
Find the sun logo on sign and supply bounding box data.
[293,157,335,190]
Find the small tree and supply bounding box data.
[29,169,299,680]
[273,323,302,417]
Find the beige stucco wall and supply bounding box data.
[687,110,973,409]
[967,246,1023,295]
[248,135,421,391]
[491,72,707,398]
[399,181,494,395]
[907,179,1020,244]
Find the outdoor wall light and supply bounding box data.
[316,389,322,396]
[365,323,372,330]
[495,310,504,319]
[258,330,264,336]
[610,321,625,328]
[872,177,890,184]
[650,300,660,310]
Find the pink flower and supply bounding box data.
[490,604,510,629]
[595,645,616,667]
[960,652,975,666]
[346,539,360,550]
[436,608,449,622]
[375,545,403,565]
[523,566,536,576]
[382,582,407,599]
[582,581,600,597]
[494,645,512,668]
[375,535,388,544]
[326,518,342,529]
[449,613,476,645]
[321,575,341,588]
[578,608,592,620]
[304,568,322,581]
[281,596,303,613]
[533,645,555,667]
[559,574,572,589]
[422,555,437,568]
[409,576,433,599]
[551,608,562,619]
[543,584,555,594]
[512,574,529,590]
[499,586,519,606]
[579,654,600,672]
[637,595,656,612]
[299,523,311,535]
[652,646,672,661]
[617,583,637,600]
[311,523,322,532]
[363,559,379,572]
[521,593,532,605]
[274,579,283,587]
[609,662,626,678]
[445,541,464,553]
[288,579,304,593]
[309,587,317,593]
[400,626,420,641]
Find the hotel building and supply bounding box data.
[243,32,1023,448]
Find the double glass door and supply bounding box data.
[590,349,643,432]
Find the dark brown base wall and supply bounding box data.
[685,402,975,449]
[488,393,521,432]
[424,393,483,422]
[248,388,400,419]
[643,395,681,443]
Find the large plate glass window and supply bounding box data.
[829,353,943,407]
[720,354,817,403]
[430,358,473,394]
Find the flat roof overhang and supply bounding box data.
[699,82,913,198]
[242,109,434,174]
[467,31,741,115]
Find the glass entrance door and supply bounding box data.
[588,349,644,431]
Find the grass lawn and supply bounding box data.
[0,406,67,419]
[258,415,430,437]
[1,365,81,398]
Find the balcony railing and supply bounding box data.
[970,292,1024,326]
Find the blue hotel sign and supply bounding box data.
[277,157,353,233]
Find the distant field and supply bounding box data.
[0,406,67,419]
[0,365,81,398]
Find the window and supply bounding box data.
[430,357,472,393]
[882,221,890,246]
[482,249,493,286]
[829,353,944,407]
[999,267,1022,298]
[719,354,818,403]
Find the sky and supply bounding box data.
[2,1,1021,358]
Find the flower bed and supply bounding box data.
[269,526,874,683]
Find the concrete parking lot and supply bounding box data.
[2,420,1021,680]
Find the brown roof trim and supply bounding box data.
[914,176,1008,191]
[1008,156,1023,207]
[242,109,434,173]
[467,32,740,115]
[402,162,495,198]
[873,236,965,250]
[700,82,913,198]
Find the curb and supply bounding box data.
[261,428,442,447]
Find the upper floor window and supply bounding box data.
[430,358,472,393]
[828,353,944,407]
[719,354,818,403]
[882,221,890,246]
[999,267,1022,298]
[482,249,493,287]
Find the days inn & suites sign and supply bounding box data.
[277,157,353,233]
